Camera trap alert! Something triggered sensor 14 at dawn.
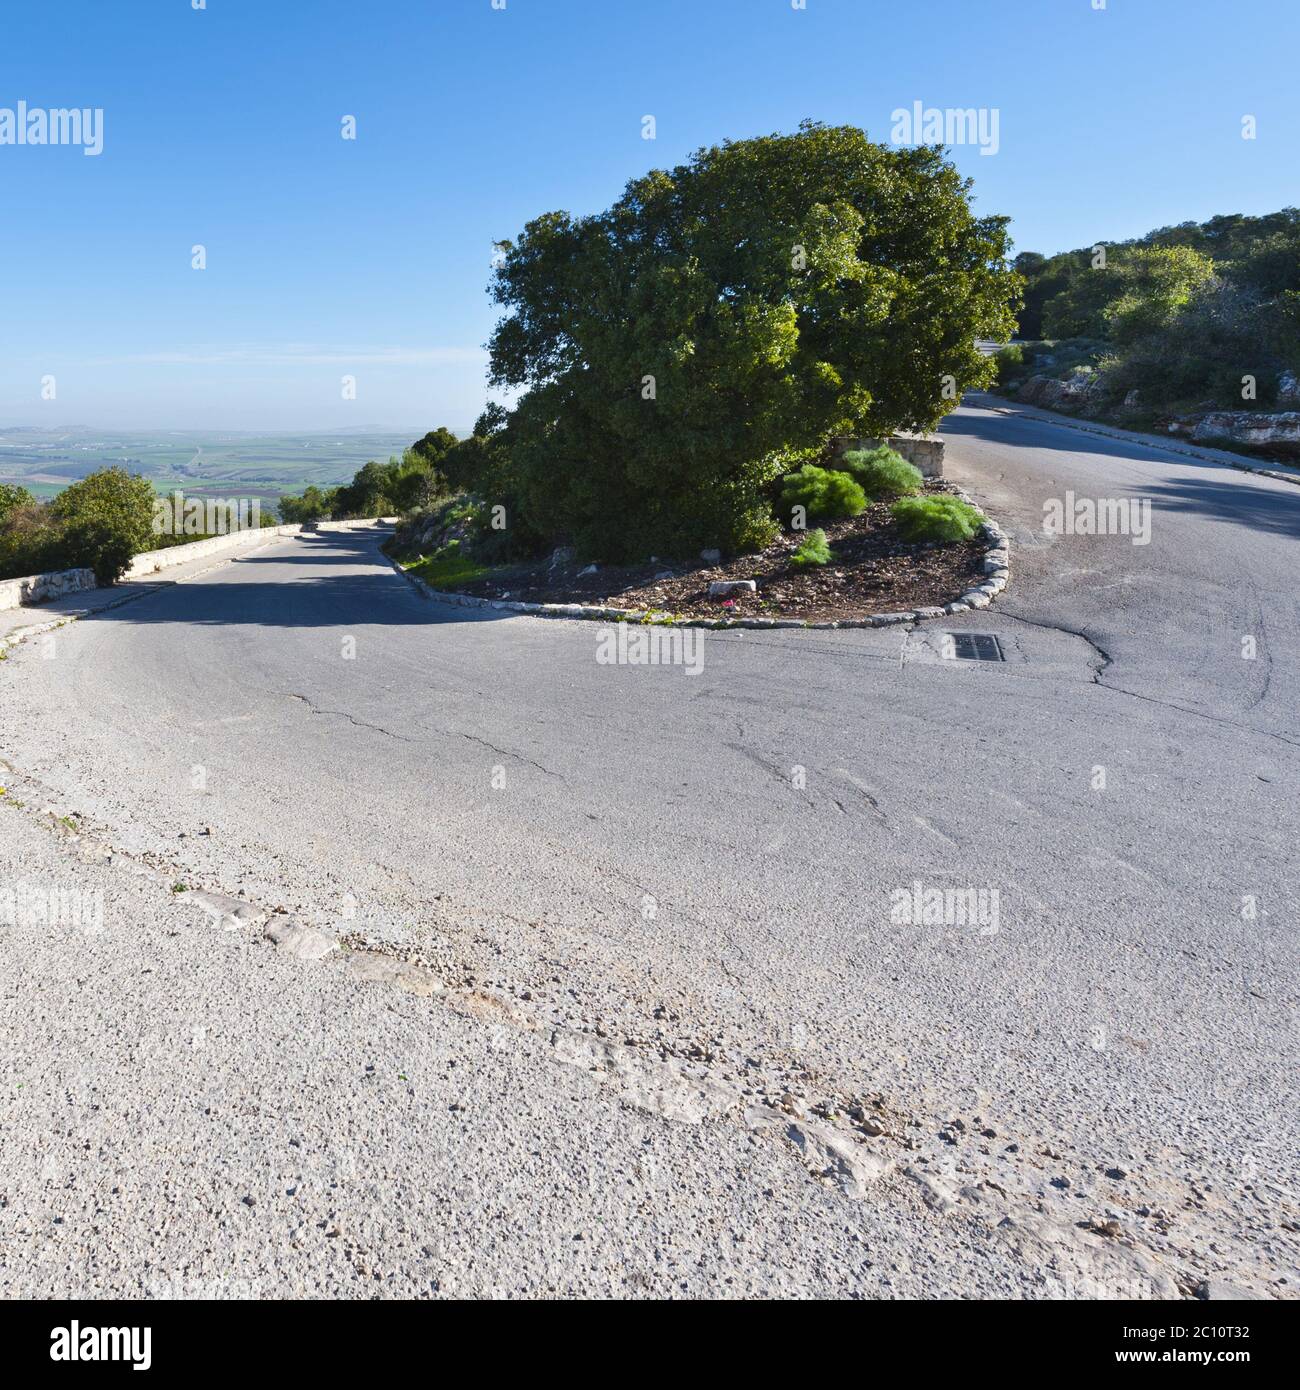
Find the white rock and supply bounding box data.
[265,921,339,962]
[708,579,757,597]
[783,1117,893,1199]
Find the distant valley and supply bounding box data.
[0,426,429,505]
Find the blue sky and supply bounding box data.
[1,0,1295,432]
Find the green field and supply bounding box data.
[0,426,423,509]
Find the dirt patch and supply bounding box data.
[430,483,985,624]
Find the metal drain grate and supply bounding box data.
[948,632,1004,662]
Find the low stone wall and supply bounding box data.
[0,566,98,612]
[125,526,297,579]
[125,517,393,577]
[829,433,944,478]
[1,517,395,612]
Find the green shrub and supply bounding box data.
[789,528,831,568]
[993,344,1025,385]
[277,486,338,524]
[0,483,35,524]
[48,467,156,584]
[832,446,923,500]
[778,465,866,525]
[890,495,985,543]
[466,494,548,563]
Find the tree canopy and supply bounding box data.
[482,122,1019,559]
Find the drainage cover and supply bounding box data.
[947,632,1004,662]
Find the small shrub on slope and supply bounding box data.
[778,465,867,525]
[832,446,923,500]
[790,528,832,568]
[890,495,985,544]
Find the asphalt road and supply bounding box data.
[2,400,1297,1299]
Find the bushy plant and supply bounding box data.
[890,495,985,543]
[48,467,156,584]
[276,486,338,524]
[993,343,1024,385]
[778,465,866,524]
[832,446,923,500]
[0,493,53,581]
[1095,278,1285,411]
[0,483,35,524]
[1041,246,1215,342]
[789,528,831,568]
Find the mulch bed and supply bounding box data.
[440,482,985,624]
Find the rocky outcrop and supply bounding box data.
[1008,368,1300,458]
[1014,367,1107,414]
[395,507,470,555]
[1181,411,1300,457]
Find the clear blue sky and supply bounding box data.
[1,0,1294,432]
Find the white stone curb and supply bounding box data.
[387,503,1011,632]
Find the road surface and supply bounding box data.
[2,400,1296,1298]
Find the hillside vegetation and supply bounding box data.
[1001,208,1300,426]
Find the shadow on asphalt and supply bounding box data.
[79,531,516,629]
[942,410,1300,541]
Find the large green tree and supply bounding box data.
[485,121,1019,559]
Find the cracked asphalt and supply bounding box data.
[1,401,1296,1299]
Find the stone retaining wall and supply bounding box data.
[0,566,98,612]
[829,433,944,478]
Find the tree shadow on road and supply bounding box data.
[943,409,1300,543]
[79,531,516,629]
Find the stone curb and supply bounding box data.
[971,391,1300,488]
[387,500,1011,631]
